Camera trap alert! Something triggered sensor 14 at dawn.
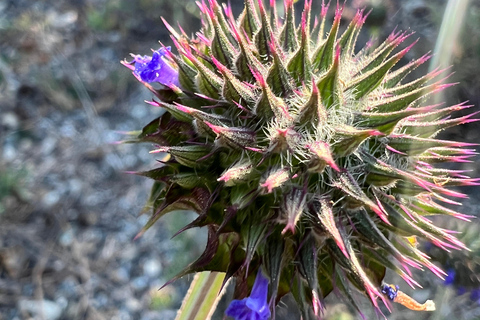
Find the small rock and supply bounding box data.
[92,292,109,309]
[41,136,57,155]
[141,310,176,320]
[58,228,74,247]
[17,299,63,320]
[19,138,33,152]
[46,10,78,29]
[143,258,162,278]
[68,179,83,197]
[57,277,78,298]
[125,298,142,312]
[112,267,130,284]
[3,143,16,161]
[131,276,149,291]
[42,190,60,207]
[1,112,19,130]
[0,246,26,278]
[78,211,98,227]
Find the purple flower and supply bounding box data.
[131,47,179,87]
[470,289,480,304]
[381,284,399,301]
[225,270,271,320]
[444,268,456,285]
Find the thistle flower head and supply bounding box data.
[123,0,478,317]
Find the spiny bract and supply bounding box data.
[122,0,479,317]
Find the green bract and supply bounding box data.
[123,0,478,317]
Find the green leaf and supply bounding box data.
[316,251,334,298]
[266,42,293,96]
[314,198,348,258]
[352,209,411,266]
[385,68,440,96]
[297,234,324,316]
[139,187,211,237]
[211,57,256,105]
[151,145,213,168]
[353,104,437,134]
[241,217,267,271]
[296,82,326,127]
[384,52,431,88]
[312,7,341,72]
[182,50,223,100]
[169,53,198,92]
[253,70,291,121]
[280,0,298,53]
[316,48,341,109]
[290,273,315,319]
[334,265,366,319]
[337,9,365,58]
[371,81,440,113]
[357,32,408,74]
[347,40,416,99]
[264,228,285,304]
[232,24,265,82]
[254,0,275,63]
[332,126,382,157]
[410,198,474,220]
[239,0,260,39]
[386,135,474,156]
[131,165,176,181]
[333,172,388,223]
[210,10,237,69]
[401,111,480,137]
[287,14,312,87]
[175,271,227,320]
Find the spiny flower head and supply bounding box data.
[122,0,478,317]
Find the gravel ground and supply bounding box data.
[0,1,206,319]
[1,0,480,320]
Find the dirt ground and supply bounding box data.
[1,0,480,319]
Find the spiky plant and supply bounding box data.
[122,0,478,317]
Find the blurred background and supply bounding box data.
[1,0,479,319]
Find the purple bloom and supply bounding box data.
[381,284,399,301]
[470,289,480,304]
[225,270,271,320]
[444,268,456,285]
[132,47,179,87]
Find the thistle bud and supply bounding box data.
[124,0,477,317]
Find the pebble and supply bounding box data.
[93,292,109,309]
[78,211,98,226]
[1,112,19,130]
[141,310,176,320]
[46,10,78,29]
[42,190,61,207]
[59,228,74,247]
[57,277,78,298]
[41,136,57,155]
[131,276,149,291]
[17,299,63,320]
[112,267,130,284]
[143,258,162,278]
[3,143,16,161]
[125,298,142,312]
[68,179,83,197]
